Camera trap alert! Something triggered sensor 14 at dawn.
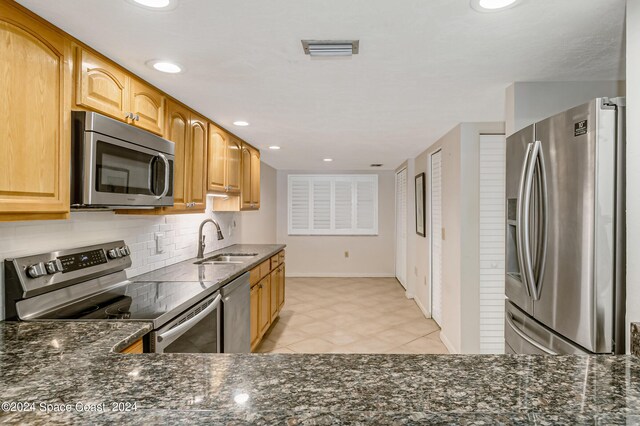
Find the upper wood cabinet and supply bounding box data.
[187,113,208,210]
[207,125,242,195]
[0,2,71,221]
[76,48,165,136]
[241,143,261,210]
[160,101,207,213]
[76,48,128,121]
[207,125,227,192]
[129,78,165,135]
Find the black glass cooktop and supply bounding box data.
[36,280,220,323]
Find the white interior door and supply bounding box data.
[430,151,443,325]
[479,135,506,354]
[395,167,408,288]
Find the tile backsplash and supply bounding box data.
[0,199,239,319]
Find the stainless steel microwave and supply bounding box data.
[71,111,175,208]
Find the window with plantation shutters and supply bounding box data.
[288,175,378,235]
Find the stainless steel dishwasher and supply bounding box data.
[221,272,251,353]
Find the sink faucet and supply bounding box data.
[197,219,224,258]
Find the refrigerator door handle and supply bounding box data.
[532,142,548,300]
[516,143,534,297]
[506,312,558,355]
[521,141,540,299]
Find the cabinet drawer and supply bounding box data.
[270,255,279,270]
[250,266,261,287]
[279,251,285,263]
[259,260,270,280]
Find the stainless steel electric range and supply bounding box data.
[3,241,248,354]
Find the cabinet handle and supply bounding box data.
[125,112,133,120]
[135,114,140,121]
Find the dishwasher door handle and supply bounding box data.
[157,294,222,343]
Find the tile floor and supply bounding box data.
[256,277,450,354]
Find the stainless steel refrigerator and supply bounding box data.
[505,97,625,355]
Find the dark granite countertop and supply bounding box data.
[1,321,640,424]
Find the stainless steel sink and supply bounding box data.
[194,253,258,265]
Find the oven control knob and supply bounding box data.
[45,259,63,275]
[119,246,130,257]
[107,249,118,259]
[26,262,47,278]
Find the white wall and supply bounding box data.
[236,162,277,244]
[626,0,640,353]
[276,170,395,277]
[505,81,625,136]
[0,199,239,319]
[407,122,505,354]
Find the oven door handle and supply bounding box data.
[155,153,170,199]
[156,294,222,343]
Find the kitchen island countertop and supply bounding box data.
[1,320,640,424]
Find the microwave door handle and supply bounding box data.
[156,153,170,199]
[156,294,222,345]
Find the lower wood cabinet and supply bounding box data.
[120,338,143,354]
[250,284,260,348]
[250,250,286,351]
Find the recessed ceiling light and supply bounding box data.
[269,146,281,150]
[128,0,177,10]
[323,158,333,162]
[147,60,182,74]
[470,0,520,12]
[233,121,249,127]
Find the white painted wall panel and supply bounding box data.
[431,151,443,326]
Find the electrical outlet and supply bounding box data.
[424,276,427,286]
[154,232,164,254]
[344,251,349,258]
[414,267,418,276]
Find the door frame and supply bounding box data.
[430,149,443,325]
[395,166,408,289]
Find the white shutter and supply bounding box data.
[289,177,310,233]
[479,135,506,354]
[312,179,331,230]
[288,175,378,235]
[334,179,353,230]
[355,177,377,232]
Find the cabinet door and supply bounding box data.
[250,284,260,350]
[258,276,271,337]
[130,78,165,135]
[207,124,227,192]
[278,265,285,310]
[240,144,252,209]
[76,48,128,121]
[0,4,70,219]
[165,101,190,209]
[250,147,261,207]
[226,137,242,194]
[270,269,279,322]
[187,113,208,210]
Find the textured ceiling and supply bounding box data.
[18,0,626,170]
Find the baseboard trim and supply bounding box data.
[286,273,396,278]
[439,330,458,354]
[414,296,431,318]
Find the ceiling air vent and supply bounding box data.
[301,40,359,57]
[370,164,383,168]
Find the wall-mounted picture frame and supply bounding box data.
[415,172,426,237]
